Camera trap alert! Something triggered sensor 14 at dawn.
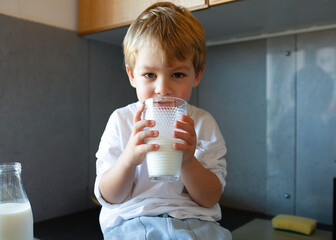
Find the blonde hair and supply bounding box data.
[123,2,206,74]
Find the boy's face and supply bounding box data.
[126,43,204,103]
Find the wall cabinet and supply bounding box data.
[209,0,236,6]
[78,0,208,36]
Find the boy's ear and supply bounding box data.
[126,65,136,88]
[193,65,205,87]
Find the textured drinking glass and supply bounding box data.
[0,162,34,240]
[143,97,187,182]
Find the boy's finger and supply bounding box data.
[175,120,195,135]
[173,142,190,151]
[137,143,160,153]
[135,129,159,143]
[180,114,194,126]
[174,131,194,145]
[134,120,155,133]
[134,104,145,123]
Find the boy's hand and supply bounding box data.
[99,104,159,204]
[173,114,196,165]
[123,104,159,166]
[173,114,222,208]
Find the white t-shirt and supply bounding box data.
[94,102,227,234]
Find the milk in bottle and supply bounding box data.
[0,162,34,240]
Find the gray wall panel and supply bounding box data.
[0,14,135,222]
[89,41,137,194]
[200,40,267,212]
[203,30,335,225]
[296,30,336,224]
[0,14,89,221]
[266,36,296,215]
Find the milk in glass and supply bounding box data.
[143,97,187,182]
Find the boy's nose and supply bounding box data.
[155,78,172,96]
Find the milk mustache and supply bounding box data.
[143,97,187,182]
[0,202,33,240]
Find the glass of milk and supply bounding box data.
[143,97,187,182]
[0,162,34,240]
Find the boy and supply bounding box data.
[94,2,231,239]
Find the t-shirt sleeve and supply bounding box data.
[194,112,227,192]
[94,111,124,207]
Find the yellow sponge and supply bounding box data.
[272,214,317,235]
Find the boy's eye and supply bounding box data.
[173,72,185,78]
[145,73,156,79]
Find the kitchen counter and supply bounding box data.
[34,206,332,240]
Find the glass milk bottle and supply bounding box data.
[0,162,34,240]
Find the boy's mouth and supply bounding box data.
[147,96,186,108]
[154,101,174,107]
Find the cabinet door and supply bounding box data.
[78,0,207,36]
[209,0,236,6]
